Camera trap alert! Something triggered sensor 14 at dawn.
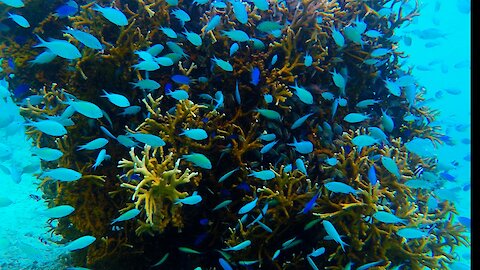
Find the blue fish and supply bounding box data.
[368,165,378,185]
[287,138,313,154]
[171,74,190,85]
[13,83,29,98]
[300,192,319,214]
[230,43,239,56]
[54,0,78,17]
[175,191,202,205]
[251,67,260,86]
[238,197,258,214]
[439,171,455,182]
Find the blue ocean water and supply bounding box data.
[0,0,471,269]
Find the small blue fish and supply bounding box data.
[396,228,429,239]
[26,119,67,136]
[330,68,346,95]
[235,80,241,104]
[111,208,141,224]
[92,4,128,26]
[101,90,130,107]
[291,113,313,129]
[183,29,202,46]
[63,27,102,50]
[258,133,276,141]
[295,158,307,175]
[253,0,269,10]
[29,50,57,65]
[351,134,378,150]
[384,79,401,97]
[251,67,260,86]
[204,15,221,33]
[159,26,177,38]
[175,191,202,205]
[263,94,273,103]
[54,0,78,17]
[290,81,313,104]
[40,205,75,218]
[372,211,407,225]
[368,165,378,185]
[212,199,233,211]
[238,197,258,214]
[34,35,81,60]
[381,156,401,179]
[255,108,281,121]
[324,157,338,166]
[0,0,24,8]
[231,0,248,24]
[92,149,109,170]
[324,181,360,196]
[166,89,189,100]
[308,247,325,257]
[64,236,96,252]
[270,54,278,66]
[322,220,348,251]
[331,26,345,47]
[219,258,233,270]
[222,29,250,42]
[171,74,190,85]
[31,147,64,161]
[304,52,313,67]
[183,153,212,169]
[260,140,277,154]
[229,43,239,56]
[248,169,275,180]
[180,128,208,140]
[300,192,319,214]
[171,9,191,25]
[370,48,391,58]
[287,138,313,154]
[212,57,233,71]
[343,113,370,123]
[356,260,384,270]
[8,13,30,28]
[78,138,109,151]
[41,168,82,182]
[129,133,165,147]
[222,240,251,251]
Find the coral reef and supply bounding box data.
[0,0,469,269]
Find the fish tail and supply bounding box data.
[33,35,47,48]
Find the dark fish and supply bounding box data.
[13,83,30,98]
[457,217,470,230]
[194,232,209,246]
[300,192,319,214]
[413,164,424,178]
[7,58,15,70]
[29,194,41,201]
[199,218,209,226]
[250,67,260,86]
[55,3,78,17]
[439,171,455,182]
[236,181,251,192]
[171,74,190,85]
[439,135,456,146]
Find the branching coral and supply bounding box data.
[5,0,469,269]
[118,145,199,233]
